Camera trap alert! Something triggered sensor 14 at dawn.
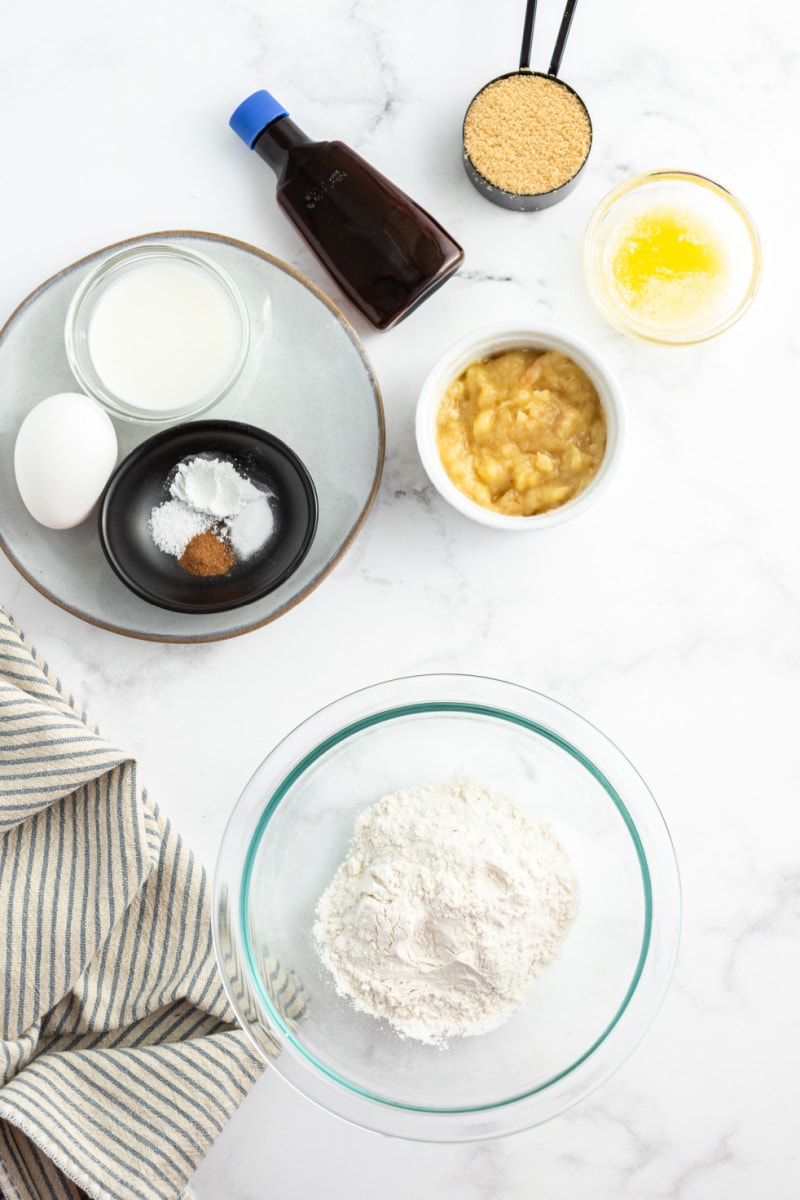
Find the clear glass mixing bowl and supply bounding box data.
[213,675,681,1141]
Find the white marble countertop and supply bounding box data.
[2,0,798,1195]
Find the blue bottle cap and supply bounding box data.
[229,90,288,148]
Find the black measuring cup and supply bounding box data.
[463,0,592,210]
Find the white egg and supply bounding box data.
[14,392,118,529]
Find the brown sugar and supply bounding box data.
[178,529,236,577]
[464,73,591,196]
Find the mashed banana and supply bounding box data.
[436,348,606,516]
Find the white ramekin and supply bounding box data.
[415,323,625,531]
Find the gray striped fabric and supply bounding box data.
[0,608,264,1200]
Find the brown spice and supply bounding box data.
[178,529,236,577]
[464,73,591,196]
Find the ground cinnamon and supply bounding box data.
[178,529,236,577]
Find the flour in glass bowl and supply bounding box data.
[313,778,576,1045]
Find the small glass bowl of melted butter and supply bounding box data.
[583,170,762,345]
[416,324,625,531]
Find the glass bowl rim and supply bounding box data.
[214,673,682,1140]
[582,168,763,345]
[64,240,251,423]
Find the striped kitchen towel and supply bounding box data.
[0,608,264,1200]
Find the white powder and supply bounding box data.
[149,455,274,563]
[313,778,576,1045]
[228,494,274,559]
[148,498,211,557]
[170,456,260,518]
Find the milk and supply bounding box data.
[88,259,241,412]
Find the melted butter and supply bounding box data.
[608,205,729,327]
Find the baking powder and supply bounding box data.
[171,456,260,518]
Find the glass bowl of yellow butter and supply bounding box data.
[583,170,762,345]
[415,323,625,530]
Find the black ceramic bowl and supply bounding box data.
[99,420,318,613]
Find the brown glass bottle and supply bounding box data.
[230,91,464,330]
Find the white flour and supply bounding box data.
[313,778,576,1045]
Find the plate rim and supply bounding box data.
[0,229,386,643]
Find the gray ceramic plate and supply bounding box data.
[0,232,385,642]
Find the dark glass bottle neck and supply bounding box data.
[252,116,313,175]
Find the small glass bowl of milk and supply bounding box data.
[65,242,250,423]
